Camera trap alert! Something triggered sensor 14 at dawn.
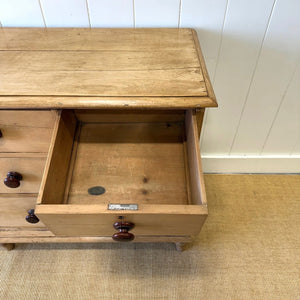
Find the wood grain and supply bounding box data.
[0,153,46,158]
[185,110,207,205]
[0,157,46,193]
[68,141,187,205]
[0,194,46,228]
[0,110,56,127]
[0,50,199,71]
[75,110,185,123]
[0,28,196,51]
[195,108,205,139]
[37,110,77,204]
[191,29,217,106]
[0,235,192,244]
[0,69,206,97]
[0,28,217,109]
[0,96,217,109]
[67,120,187,205]
[0,110,56,153]
[78,122,184,143]
[35,204,207,236]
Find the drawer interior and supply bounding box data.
[69,122,187,205]
[36,110,207,237]
[38,110,205,207]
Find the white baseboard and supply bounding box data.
[201,155,300,173]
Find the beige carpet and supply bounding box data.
[0,175,299,299]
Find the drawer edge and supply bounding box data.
[0,235,192,244]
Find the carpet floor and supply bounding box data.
[0,174,299,299]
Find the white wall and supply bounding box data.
[0,0,299,173]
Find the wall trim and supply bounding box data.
[202,155,300,173]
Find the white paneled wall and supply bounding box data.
[262,64,300,155]
[135,0,180,27]
[87,0,134,28]
[230,0,300,155]
[0,0,299,172]
[40,0,90,27]
[200,0,276,154]
[0,0,44,27]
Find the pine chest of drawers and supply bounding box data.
[0,28,217,251]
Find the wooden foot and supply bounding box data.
[175,242,185,252]
[1,243,15,251]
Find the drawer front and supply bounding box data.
[0,110,55,153]
[0,195,45,228]
[0,157,46,193]
[35,205,207,237]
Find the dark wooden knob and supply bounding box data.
[25,209,39,224]
[112,221,135,242]
[4,171,23,188]
[0,129,2,138]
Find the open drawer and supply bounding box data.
[35,110,207,240]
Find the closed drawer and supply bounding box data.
[0,156,46,193]
[0,110,55,153]
[35,110,208,239]
[0,195,45,228]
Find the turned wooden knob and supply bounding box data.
[25,209,39,224]
[4,171,23,188]
[112,221,135,242]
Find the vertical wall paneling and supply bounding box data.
[180,0,228,79]
[40,0,90,27]
[134,0,180,27]
[87,0,134,28]
[0,0,44,27]
[261,64,300,155]
[200,0,275,155]
[230,0,300,155]
[291,137,300,155]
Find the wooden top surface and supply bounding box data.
[0,28,217,109]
